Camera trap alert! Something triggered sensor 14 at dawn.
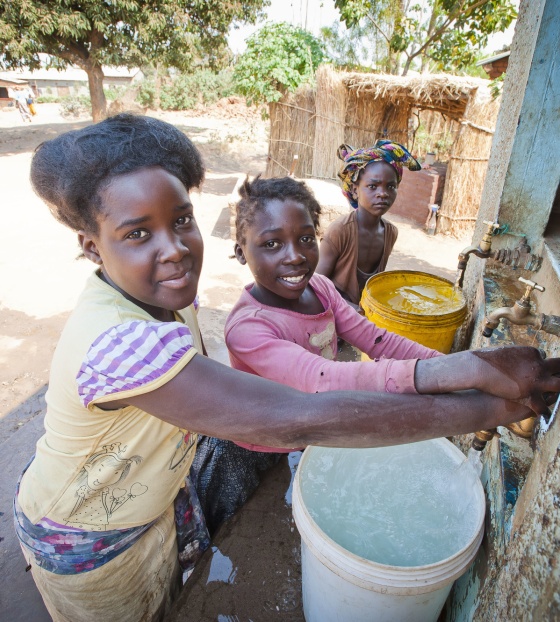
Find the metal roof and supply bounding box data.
[0,66,140,82]
[476,51,511,67]
[0,73,29,85]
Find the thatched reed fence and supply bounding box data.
[437,92,497,232]
[266,65,500,238]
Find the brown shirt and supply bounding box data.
[320,210,398,305]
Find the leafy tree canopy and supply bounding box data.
[0,0,269,120]
[320,21,376,71]
[233,22,326,106]
[334,0,517,75]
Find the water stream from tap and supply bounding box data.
[465,447,483,478]
[453,269,464,289]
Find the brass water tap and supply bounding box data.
[474,278,560,452]
[455,221,500,288]
[472,417,537,452]
[482,278,560,338]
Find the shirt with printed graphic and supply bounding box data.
[18,271,202,530]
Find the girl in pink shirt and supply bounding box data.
[226,175,442,443]
[192,175,441,529]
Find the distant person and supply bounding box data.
[25,88,37,116]
[317,141,421,310]
[13,87,32,122]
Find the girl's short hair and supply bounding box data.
[31,113,205,234]
[235,175,322,245]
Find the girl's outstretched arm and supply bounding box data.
[415,346,560,417]
[104,353,537,450]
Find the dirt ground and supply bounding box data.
[0,101,470,620]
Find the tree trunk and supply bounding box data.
[401,58,411,76]
[85,61,107,122]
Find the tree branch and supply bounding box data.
[406,0,491,63]
[364,13,392,47]
[37,35,88,65]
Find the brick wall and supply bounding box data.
[483,57,510,79]
[389,165,447,228]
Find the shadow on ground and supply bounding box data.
[0,120,92,156]
[202,175,239,198]
[0,385,50,621]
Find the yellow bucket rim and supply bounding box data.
[361,270,467,321]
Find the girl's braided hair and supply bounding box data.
[31,113,205,234]
[235,175,322,245]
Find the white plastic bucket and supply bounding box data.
[292,439,485,622]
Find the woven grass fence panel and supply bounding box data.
[438,90,501,237]
[343,87,411,153]
[312,65,347,180]
[266,88,316,179]
[413,108,461,159]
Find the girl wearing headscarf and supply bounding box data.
[316,140,421,309]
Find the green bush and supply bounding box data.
[35,95,61,103]
[104,85,126,101]
[136,69,236,110]
[136,80,156,107]
[60,95,91,118]
[233,22,326,105]
[490,74,505,100]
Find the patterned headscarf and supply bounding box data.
[337,140,421,208]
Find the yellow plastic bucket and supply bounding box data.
[360,270,467,354]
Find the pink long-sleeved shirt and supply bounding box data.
[225,274,441,451]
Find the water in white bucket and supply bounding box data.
[300,440,481,567]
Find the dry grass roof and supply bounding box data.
[341,72,492,118]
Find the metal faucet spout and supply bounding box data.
[482,278,560,338]
[482,303,540,337]
[455,221,500,288]
[472,416,537,452]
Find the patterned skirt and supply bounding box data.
[189,436,282,535]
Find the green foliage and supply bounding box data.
[490,73,505,99]
[335,0,517,75]
[334,0,404,72]
[137,69,236,110]
[0,0,269,119]
[233,22,326,105]
[136,81,157,108]
[60,95,91,118]
[320,21,376,70]
[459,60,489,79]
[35,95,61,103]
[0,0,269,71]
[413,123,456,161]
[104,86,127,102]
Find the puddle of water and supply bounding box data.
[206,546,238,585]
